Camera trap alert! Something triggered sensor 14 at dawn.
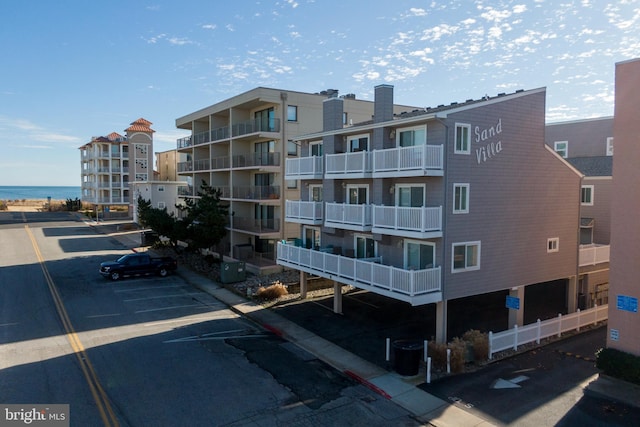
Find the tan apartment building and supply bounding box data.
[175,87,417,274]
[156,149,181,182]
[608,58,640,356]
[80,118,155,217]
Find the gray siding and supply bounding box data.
[581,177,612,244]
[443,90,582,300]
[545,117,613,158]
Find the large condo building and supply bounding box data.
[175,87,417,274]
[279,85,586,342]
[79,118,155,215]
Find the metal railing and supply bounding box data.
[372,205,442,232]
[277,242,441,300]
[232,118,281,136]
[285,156,324,179]
[373,145,443,174]
[285,200,323,222]
[232,185,280,200]
[325,202,372,228]
[325,151,372,176]
[488,304,608,359]
[579,244,610,266]
[232,152,280,168]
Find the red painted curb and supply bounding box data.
[344,370,392,399]
[262,323,283,337]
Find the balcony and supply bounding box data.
[232,152,280,168]
[211,156,231,170]
[232,185,280,200]
[232,217,280,234]
[372,145,444,177]
[276,242,442,306]
[372,205,443,238]
[325,151,372,179]
[324,202,371,231]
[178,162,193,173]
[177,126,231,150]
[285,200,323,225]
[285,156,323,180]
[232,118,281,138]
[579,244,610,267]
[194,158,210,171]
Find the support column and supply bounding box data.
[435,300,448,343]
[508,286,525,329]
[567,275,577,313]
[333,281,342,314]
[299,271,308,299]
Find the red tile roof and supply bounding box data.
[125,118,155,133]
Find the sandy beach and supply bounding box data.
[1,199,66,212]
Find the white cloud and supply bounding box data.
[409,8,427,16]
[202,24,217,30]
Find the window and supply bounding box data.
[397,185,424,207]
[397,125,427,147]
[287,140,298,156]
[255,107,275,131]
[455,123,471,154]
[453,183,469,214]
[343,112,348,125]
[355,235,376,259]
[348,134,369,152]
[286,179,297,189]
[157,202,166,209]
[287,105,298,122]
[581,185,594,206]
[304,226,321,250]
[405,240,435,270]
[554,141,568,158]
[452,241,480,272]
[547,237,559,253]
[158,185,165,192]
[606,137,614,156]
[347,185,368,204]
[309,185,323,202]
[310,141,323,157]
[255,141,275,165]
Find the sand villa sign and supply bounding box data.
[475,118,503,164]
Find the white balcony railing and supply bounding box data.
[276,243,442,305]
[324,202,372,229]
[285,156,323,180]
[372,145,443,176]
[372,205,442,234]
[325,151,372,177]
[285,200,323,224]
[579,244,610,266]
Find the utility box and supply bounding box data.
[220,262,246,284]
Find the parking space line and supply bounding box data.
[123,292,202,302]
[114,284,187,293]
[135,304,211,314]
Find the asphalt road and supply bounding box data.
[0,212,421,426]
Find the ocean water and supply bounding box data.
[0,186,82,201]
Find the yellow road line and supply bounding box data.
[25,225,119,427]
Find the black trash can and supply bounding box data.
[393,340,423,376]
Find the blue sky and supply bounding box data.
[1,0,638,186]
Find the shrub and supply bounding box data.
[462,329,489,362]
[428,339,466,373]
[255,282,288,301]
[0,200,7,211]
[596,347,640,385]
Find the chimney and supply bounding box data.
[374,84,394,123]
[323,97,344,132]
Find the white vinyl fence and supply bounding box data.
[488,304,608,359]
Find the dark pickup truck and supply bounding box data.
[99,253,178,281]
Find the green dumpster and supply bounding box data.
[220,262,246,284]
